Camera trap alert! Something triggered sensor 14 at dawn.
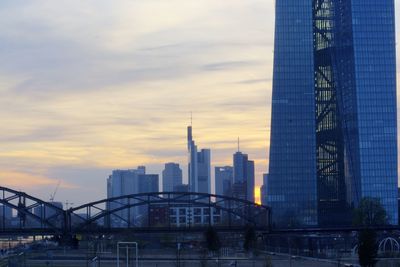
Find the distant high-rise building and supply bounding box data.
[261,173,268,206]
[187,125,211,194]
[106,166,158,226]
[246,160,255,203]
[174,184,189,192]
[268,0,398,227]
[233,152,248,184]
[188,125,197,192]
[138,174,159,218]
[138,174,159,193]
[215,166,233,197]
[232,151,255,202]
[0,205,12,227]
[137,166,146,174]
[107,167,145,200]
[173,184,190,200]
[197,149,211,194]
[107,168,143,226]
[162,163,182,192]
[0,205,12,220]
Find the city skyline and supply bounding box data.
[0,0,399,206]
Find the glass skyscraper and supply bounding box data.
[233,152,255,202]
[267,0,398,227]
[187,126,211,194]
[162,163,183,192]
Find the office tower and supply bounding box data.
[162,163,183,192]
[187,126,211,194]
[267,0,398,226]
[174,184,189,193]
[137,174,159,218]
[215,166,233,196]
[187,125,197,192]
[107,168,143,226]
[0,205,12,220]
[106,166,158,226]
[197,149,211,194]
[0,205,12,227]
[107,167,145,200]
[234,152,248,183]
[174,184,190,201]
[246,161,255,203]
[261,174,268,206]
[138,174,159,193]
[232,151,255,202]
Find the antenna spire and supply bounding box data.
[190,111,193,126]
[237,137,240,152]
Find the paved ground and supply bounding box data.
[19,254,356,267]
[5,249,400,266]
[22,259,343,267]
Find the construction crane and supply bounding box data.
[49,181,61,202]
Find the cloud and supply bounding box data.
[0,170,77,190]
[203,61,262,71]
[0,126,70,143]
[234,78,271,85]
[0,0,275,100]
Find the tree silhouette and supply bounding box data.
[204,226,221,252]
[358,230,378,267]
[243,225,256,252]
[353,197,387,226]
[354,197,386,267]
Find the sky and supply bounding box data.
[0,0,399,206]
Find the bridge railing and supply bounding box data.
[0,187,271,234]
[0,186,66,233]
[69,192,271,231]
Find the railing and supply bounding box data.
[0,186,271,235]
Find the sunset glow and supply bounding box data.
[254,186,261,205]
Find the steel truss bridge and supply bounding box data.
[0,186,271,236]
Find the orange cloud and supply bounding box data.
[0,171,77,190]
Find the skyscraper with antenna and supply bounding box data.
[187,123,197,192]
[187,115,211,194]
[233,140,255,203]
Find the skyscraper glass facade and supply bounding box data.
[187,126,211,194]
[215,166,233,197]
[267,0,398,227]
[162,163,183,192]
[233,152,255,202]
